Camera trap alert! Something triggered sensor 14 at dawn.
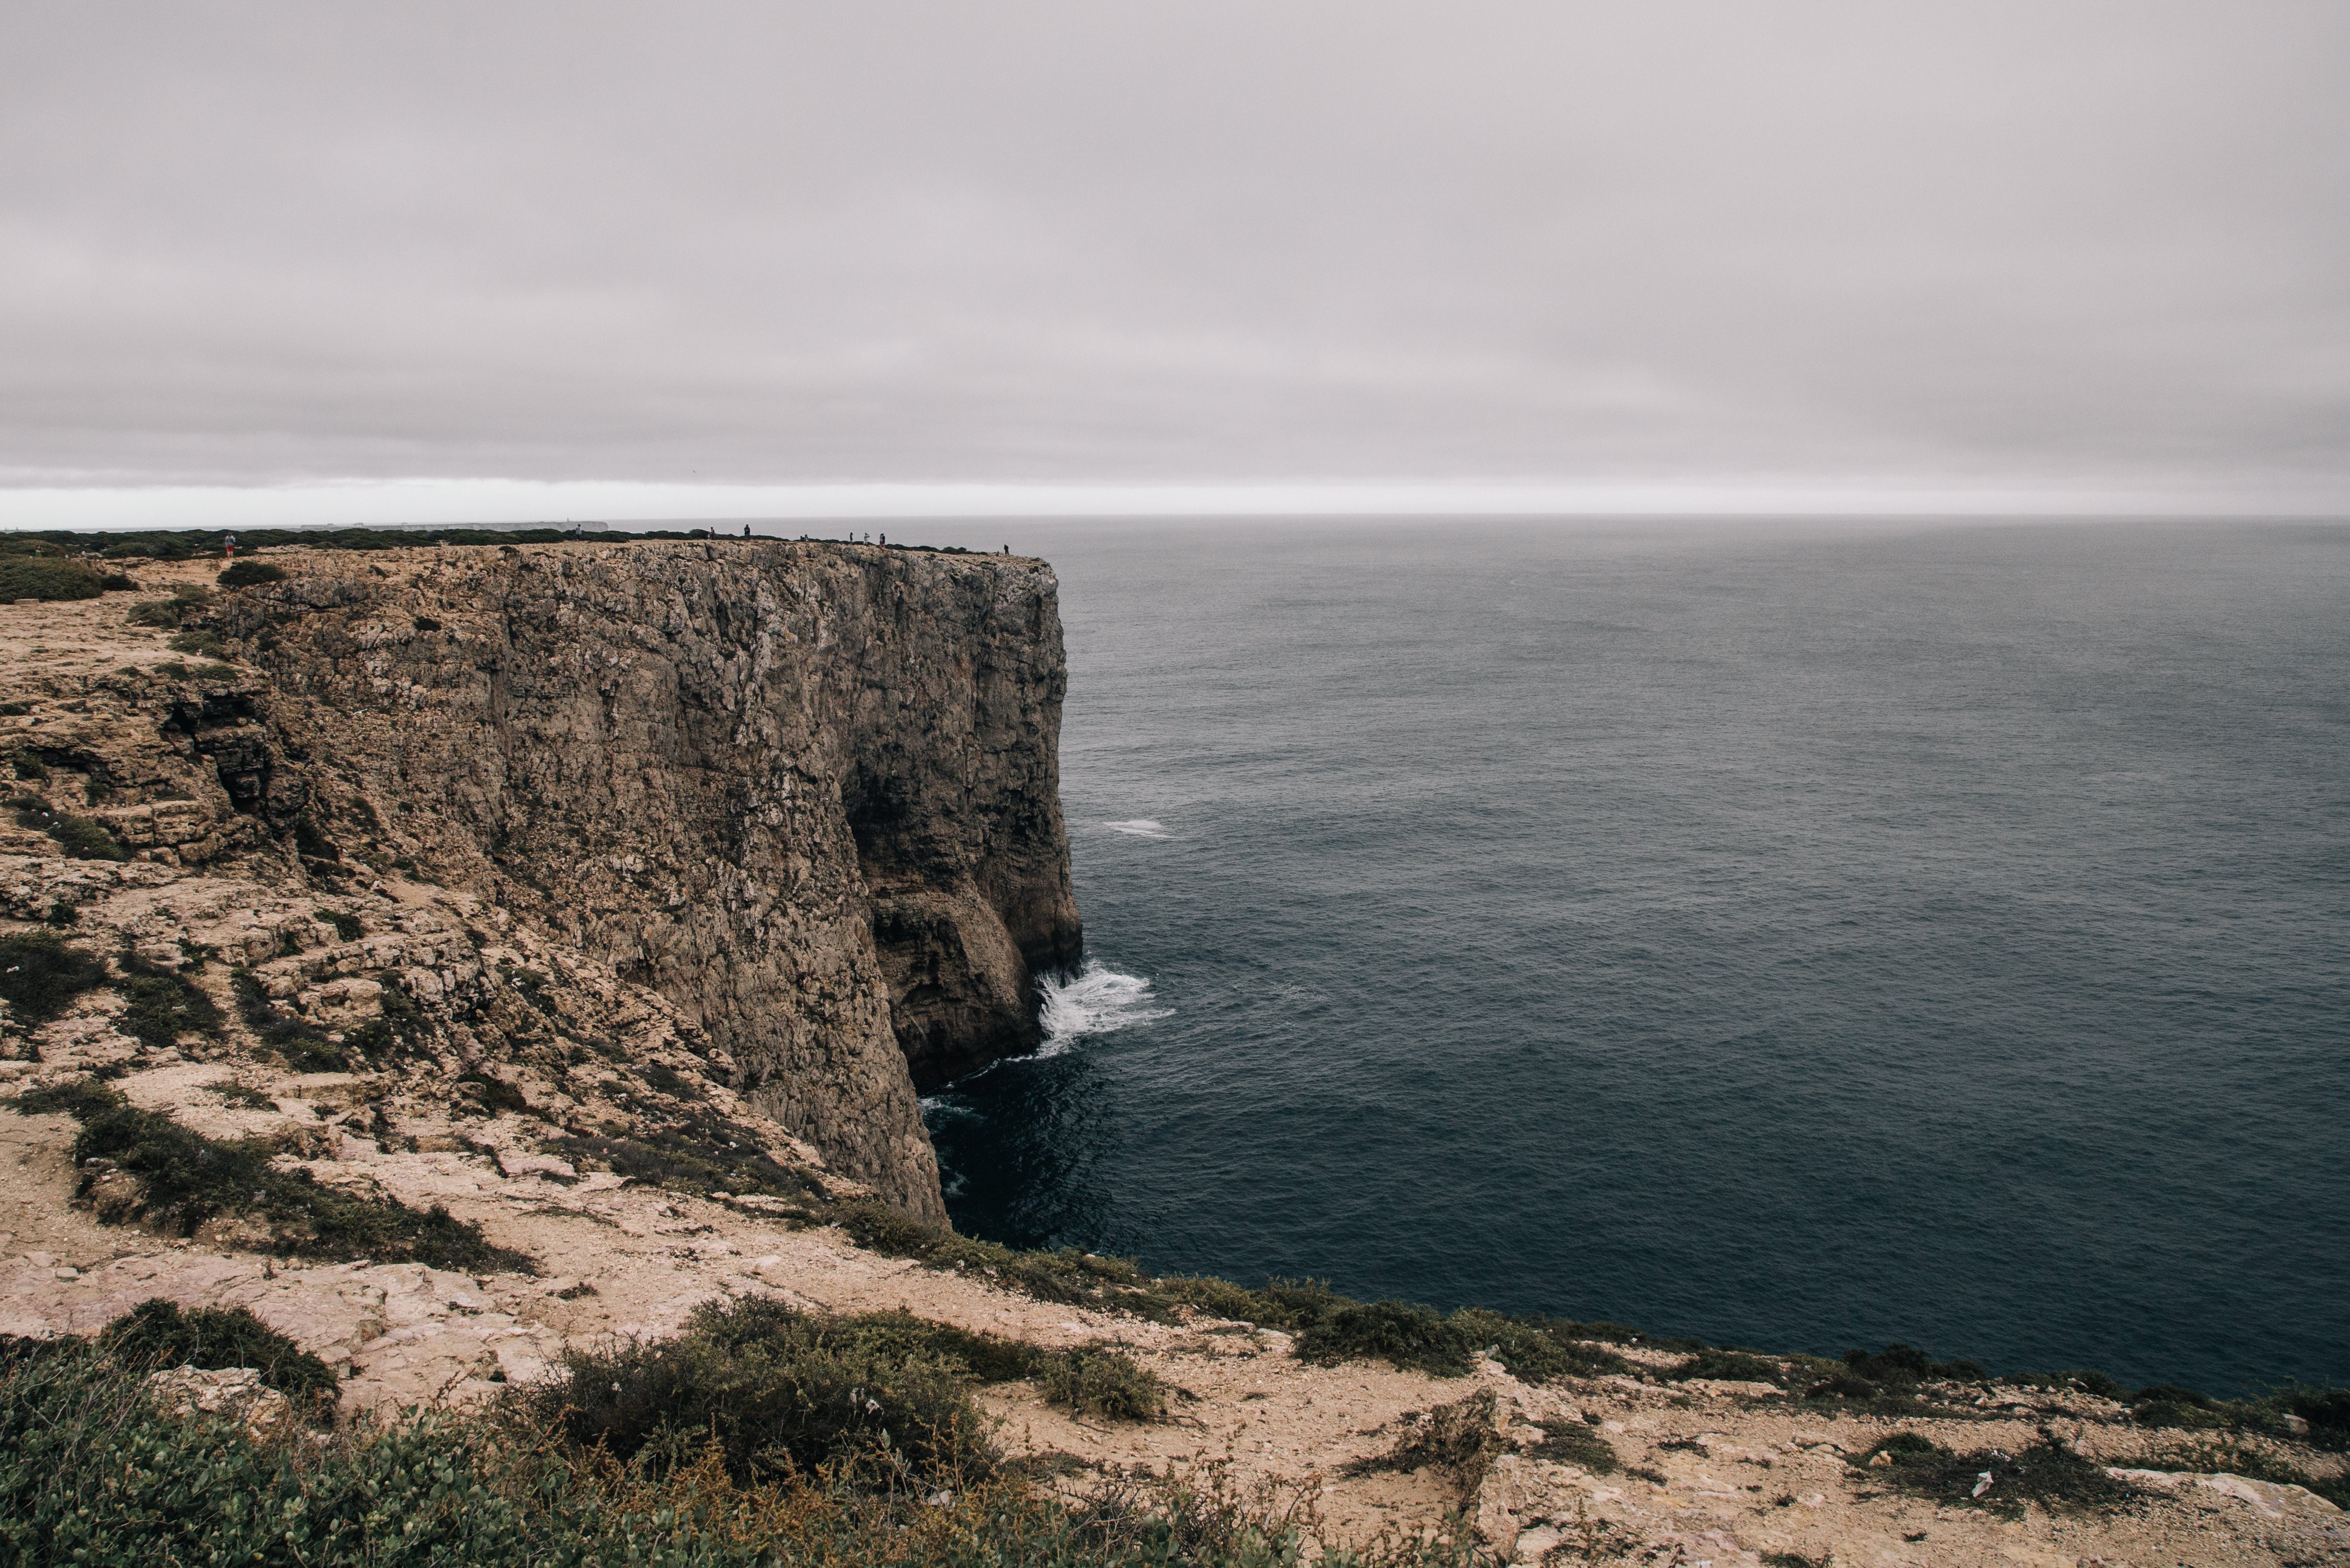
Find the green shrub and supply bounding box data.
[1669,1347,1788,1386]
[217,559,286,588]
[0,930,109,1022]
[0,556,104,601]
[10,750,45,780]
[95,1297,338,1416]
[1852,1433,2138,1518]
[511,1296,995,1487]
[1296,1300,1476,1377]
[1040,1346,1167,1421]
[167,629,228,659]
[111,950,224,1049]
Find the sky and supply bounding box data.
[3,2,2347,526]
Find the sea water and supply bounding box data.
[918,518,2350,1395]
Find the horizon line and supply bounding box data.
[4,477,2349,532]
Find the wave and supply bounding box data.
[1034,962,1171,1057]
[1102,818,1172,839]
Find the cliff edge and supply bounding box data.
[13,539,1082,1219]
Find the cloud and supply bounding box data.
[2,1,2345,511]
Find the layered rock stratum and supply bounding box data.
[3,542,2344,1566]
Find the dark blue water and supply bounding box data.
[918,518,2350,1396]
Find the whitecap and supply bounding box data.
[1102,818,1172,839]
[1034,962,1171,1057]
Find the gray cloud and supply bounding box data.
[2,1,2346,505]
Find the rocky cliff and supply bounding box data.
[8,539,1081,1219]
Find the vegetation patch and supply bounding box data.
[546,1111,820,1199]
[1853,1433,2138,1519]
[1343,1390,1502,1502]
[1526,1417,1620,1474]
[204,1079,279,1110]
[12,801,127,860]
[126,583,215,629]
[0,555,105,601]
[315,907,364,941]
[511,1296,995,1488]
[230,970,346,1072]
[217,560,287,588]
[110,950,225,1049]
[167,628,229,659]
[1040,1346,1167,1422]
[1298,1299,1479,1377]
[96,1297,338,1418]
[0,930,110,1023]
[1,1339,1454,1568]
[3,1077,528,1273]
[1669,1347,1790,1386]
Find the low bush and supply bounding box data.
[111,950,224,1049]
[2131,1383,2225,1429]
[511,1295,995,1488]
[6,1077,528,1273]
[0,930,109,1023]
[0,556,105,601]
[1852,1433,2138,1518]
[1297,1299,1477,1377]
[1040,1346,1167,1421]
[167,628,228,659]
[1452,1308,1635,1383]
[95,1297,338,1416]
[217,559,286,588]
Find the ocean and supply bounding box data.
[914,517,2350,1396]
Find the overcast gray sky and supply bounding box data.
[3,1,2347,522]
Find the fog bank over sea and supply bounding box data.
[918,517,2350,1396]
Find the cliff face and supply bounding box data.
[211,540,1081,1219]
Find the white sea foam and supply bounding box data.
[1102,818,1172,839]
[1035,963,1170,1057]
